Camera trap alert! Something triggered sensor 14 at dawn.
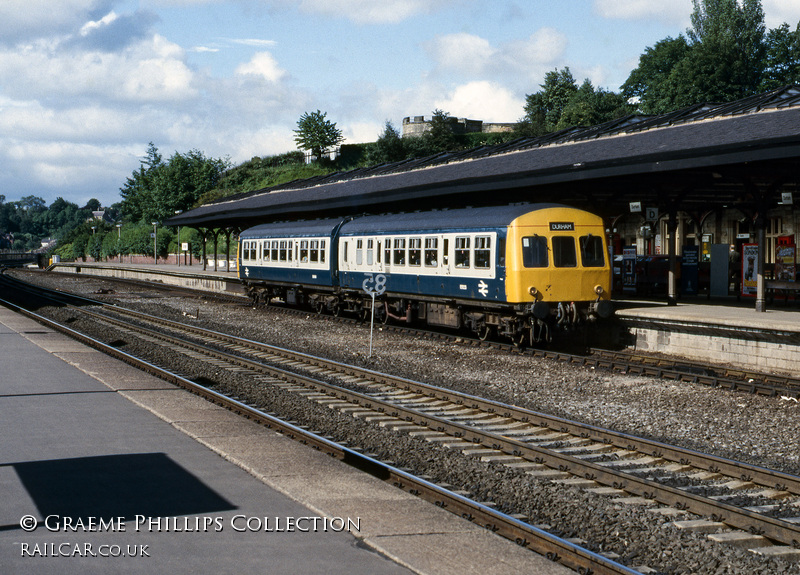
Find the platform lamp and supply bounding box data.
[152,221,158,265]
[116,223,122,264]
[175,210,183,266]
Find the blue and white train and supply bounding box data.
[238,203,613,345]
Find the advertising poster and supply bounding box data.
[622,247,637,293]
[775,243,796,282]
[741,243,758,296]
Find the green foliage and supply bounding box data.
[293,110,345,161]
[119,143,229,224]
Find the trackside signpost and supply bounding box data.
[362,273,386,358]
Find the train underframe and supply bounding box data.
[243,280,612,347]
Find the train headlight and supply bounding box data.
[594,284,604,295]
[529,286,539,297]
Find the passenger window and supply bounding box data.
[250,242,256,260]
[425,237,438,267]
[263,241,270,262]
[521,236,548,268]
[356,239,363,266]
[409,238,421,266]
[580,235,605,267]
[300,240,309,262]
[279,240,288,262]
[271,240,279,261]
[366,239,374,266]
[320,240,326,263]
[443,238,449,266]
[393,238,406,265]
[553,237,577,267]
[474,236,491,269]
[310,240,320,263]
[455,237,470,268]
[384,239,391,266]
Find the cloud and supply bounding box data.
[69,10,160,51]
[426,28,568,88]
[593,0,691,26]
[763,0,800,28]
[235,51,288,82]
[294,0,458,24]
[0,34,197,104]
[0,0,115,45]
[434,81,524,122]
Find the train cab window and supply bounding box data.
[455,236,470,268]
[356,239,363,265]
[424,237,438,267]
[310,240,320,263]
[366,239,374,265]
[393,238,406,265]
[300,240,309,262]
[474,236,491,269]
[552,236,577,267]
[271,240,279,261]
[580,235,605,267]
[522,236,548,268]
[409,238,421,266]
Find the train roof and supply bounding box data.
[339,203,569,235]
[239,217,346,238]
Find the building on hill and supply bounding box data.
[401,115,515,138]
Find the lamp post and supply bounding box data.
[174,210,183,267]
[116,224,122,264]
[152,221,158,265]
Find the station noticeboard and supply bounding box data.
[741,243,758,297]
[622,247,637,293]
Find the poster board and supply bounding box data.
[741,243,758,297]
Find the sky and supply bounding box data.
[2,0,800,210]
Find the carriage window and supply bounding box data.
[553,236,577,267]
[393,238,406,265]
[242,241,250,261]
[409,237,421,266]
[522,236,548,268]
[262,241,270,262]
[475,236,491,269]
[250,241,257,260]
[300,240,309,262]
[455,236,470,268]
[310,240,320,263]
[424,237,438,267]
[271,240,279,261]
[320,240,326,263]
[355,239,363,266]
[288,241,293,261]
[279,240,288,262]
[580,235,604,267]
[384,238,391,266]
[366,239,374,266]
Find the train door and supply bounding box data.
[442,237,451,275]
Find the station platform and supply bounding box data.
[0,306,570,575]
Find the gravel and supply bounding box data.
[10,269,800,574]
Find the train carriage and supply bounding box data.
[239,203,613,345]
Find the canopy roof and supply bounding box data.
[168,86,800,230]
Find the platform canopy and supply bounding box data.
[167,86,800,231]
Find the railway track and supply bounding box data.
[0,272,641,574]
[5,272,800,568]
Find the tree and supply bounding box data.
[761,23,800,90]
[425,109,457,152]
[293,110,345,161]
[623,0,769,113]
[366,121,406,164]
[519,68,579,135]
